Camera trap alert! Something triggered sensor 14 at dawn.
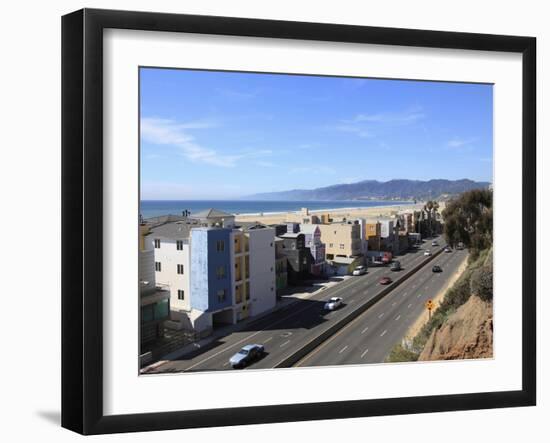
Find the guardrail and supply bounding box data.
[273,246,445,368]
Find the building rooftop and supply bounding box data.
[279,232,302,239]
[299,224,320,234]
[191,208,234,219]
[148,221,196,239]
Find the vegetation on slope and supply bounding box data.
[387,189,493,362]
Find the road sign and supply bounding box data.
[425,299,435,319]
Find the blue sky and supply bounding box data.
[140,68,493,200]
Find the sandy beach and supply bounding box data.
[235,202,429,225]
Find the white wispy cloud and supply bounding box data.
[141,117,272,168]
[330,107,425,139]
[332,124,373,138]
[447,137,478,148]
[348,107,425,124]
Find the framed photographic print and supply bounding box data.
[61,8,536,435]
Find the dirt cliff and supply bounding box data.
[419,295,493,361]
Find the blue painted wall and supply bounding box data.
[190,228,232,312]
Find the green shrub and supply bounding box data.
[386,344,419,362]
[470,264,493,301]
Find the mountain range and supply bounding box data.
[244,179,491,201]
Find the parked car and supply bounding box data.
[324,297,343,311]
[229,344,265,368]
[390,261,401,271]
[352,265,367,276]
[444,246,452,253]
[424,250,432,256]
[432,265,442,273]
[379,276,392,285]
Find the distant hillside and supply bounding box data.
[245,179,490,201]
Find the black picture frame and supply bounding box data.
[62,8,536,435]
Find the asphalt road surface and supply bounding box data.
[146,236,450,373]
[295,247,468,367]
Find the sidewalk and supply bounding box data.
[141,274,352,373]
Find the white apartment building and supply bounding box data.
[144,210,276,336]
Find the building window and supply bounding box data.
[217,289,226,302]
[270,242,273,247]
[176,240,183,250]
[177,264,184,274]
[155,261,161,272]
[154,239,161,248]
[177,290,185,300]
[216,266,226,279]
[340,244,345,249]
[329,243,333,248]
[216,240,225,252]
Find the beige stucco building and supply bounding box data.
[318,222,362,260]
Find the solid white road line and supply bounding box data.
[361,349,369,358]
[339,345,348,354]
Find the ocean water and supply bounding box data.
[140,200,413,219]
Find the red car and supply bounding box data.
[379,276,392,285]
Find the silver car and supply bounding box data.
[324,297,343,311]
[229,344,265,368]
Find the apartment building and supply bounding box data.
[318,221,362,261]
[144,209,276,336]
[277,232,312,283]
[139,248,170,348]
[299,224,326,276]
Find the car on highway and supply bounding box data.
[352,265,367,276]
[432,265,442,273]
[229,344,265,368]
[324,297,343,311]
[379,276,392,285]
[444,246,452,253]
[390,261,401,271]
[424,250,432,256]
[431,240,439,246]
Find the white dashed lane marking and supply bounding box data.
[339,345,348,354]
[380,330,387,337]
[361,349,369,358]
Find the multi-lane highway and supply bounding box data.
[296,247,468,367]
[144,236,459,373]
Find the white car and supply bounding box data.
[431,240,439,246]
[424,250,432,256]
[352,265,367,276]
[324,297,343,311]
